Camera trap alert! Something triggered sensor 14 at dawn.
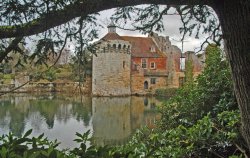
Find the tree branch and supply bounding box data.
[0,0,212,39]
[0,37,23,62]
[0,81,30,96]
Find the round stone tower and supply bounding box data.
[92,22,132,96]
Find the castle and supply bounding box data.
[92,22,203,96]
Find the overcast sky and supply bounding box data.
[27,7,209,54]
[95,8,208,53]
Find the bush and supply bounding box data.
[160,45,237,129]
[155,88,177,97]
[3,74,14,79]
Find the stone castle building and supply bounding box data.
[92,22,203,96]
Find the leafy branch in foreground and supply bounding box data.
[0,129,65,158]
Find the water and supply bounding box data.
[0,94,163,149]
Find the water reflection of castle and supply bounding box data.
[92,96,160,146]
[0,95,160,147]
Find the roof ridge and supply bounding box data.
[121,36,150,38]
[101,32,123,41]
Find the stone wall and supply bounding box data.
[131,72,168,95]
[131,74,145,94]
[149,32,171,52]
[92,40,131,96]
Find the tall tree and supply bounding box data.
[0,0,249,152]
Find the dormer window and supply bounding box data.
[150,46,156,52]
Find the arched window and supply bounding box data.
[123,45,126,49]
[144,81,148,89]
[118,44,121,50]
[113,44,116,49]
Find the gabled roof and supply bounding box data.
[102,32,124,41]
[122,36,166,58]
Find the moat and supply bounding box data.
[0,94,164,149]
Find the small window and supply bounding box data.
[113,44,116,49]
[141,59,147,69]
[118,44,121,50]
[144,81,148,89]
[150,62,156,69]
[150,78,156,84]
[123,61,125,69]
[150,46,155,52]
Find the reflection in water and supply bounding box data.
[0,94,161,148]
[92,97,131,146]
[92,96,161,146]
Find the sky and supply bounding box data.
[26,6,209,54]
[94,8,208,53]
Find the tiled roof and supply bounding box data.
[122,36,166,58]
[102,32,124,41]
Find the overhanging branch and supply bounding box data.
[0,0,212,39]
[0,37,23,62]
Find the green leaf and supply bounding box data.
[23,129,33,138]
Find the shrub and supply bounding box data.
[155,88,177,98]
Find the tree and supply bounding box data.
[0,0,249,152]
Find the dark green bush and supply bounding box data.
[155,88,177,98]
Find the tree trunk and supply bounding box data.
[213,0,250,153]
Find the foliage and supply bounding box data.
[160,45,237,129]
[114,111,240,157]
[30,66,57,82]
[0,129,66,158]
[0,130,115,158]
[155,88,177,98]
[1,74,15,84]
[3,74,14,80]
[71,131,113,158]
[44,68,57,82]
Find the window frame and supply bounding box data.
[141,58,147,69]
[150,78,156,84]
[150,62,156,69]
